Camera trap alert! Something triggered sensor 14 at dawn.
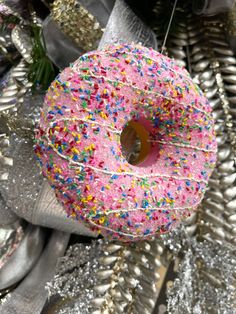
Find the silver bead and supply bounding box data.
[217,146,231,161]
[193,59,210,72]
[226,199,236,211]
[224,186,236,200]
[227,214,236,223]
[94,284,111,294]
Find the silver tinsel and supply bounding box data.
[45,240,104,314]
[167,240,236,314]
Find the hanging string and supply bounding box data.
[161,0,178,54]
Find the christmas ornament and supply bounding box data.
[1,1,235,313]
[0,0,158,237]
[35,42,217,241]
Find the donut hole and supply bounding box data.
[120,120,151,166]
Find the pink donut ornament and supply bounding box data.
[35,43,217,242]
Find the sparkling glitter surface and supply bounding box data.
[167,238,236,314]
[0,92,44,221]
[51,0,103,51]
[35,43,217,241]
[0,134,43,220]
[45,240,103,314]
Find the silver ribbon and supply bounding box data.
[0,135,96,236]
[0,220,24,271]
[0,231,70,314]
[42,17,84,70]
[34,181,97,236]
[99,0,157,49]
[0,224,45,290]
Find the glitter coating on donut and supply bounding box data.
[35,43,217,241]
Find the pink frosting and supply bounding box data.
[35,43,217,241]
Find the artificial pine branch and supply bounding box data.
[28,24,56,91]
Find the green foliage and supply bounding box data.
[28,25,56,91]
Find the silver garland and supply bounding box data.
[45,240,104,314]
[167,240,236,314]
[153,6,236,313]
[187,15,236,249]
[91,239,165,314]
[45,237,167,314]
